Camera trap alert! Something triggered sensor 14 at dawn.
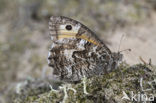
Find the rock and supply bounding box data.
[12,63,156,103]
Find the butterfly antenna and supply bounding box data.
[119,48,131,53]
[117,34,125,53]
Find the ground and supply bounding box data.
[11,63,156,103]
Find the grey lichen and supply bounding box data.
[12,63,156,103]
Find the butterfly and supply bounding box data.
[48,16,122,83]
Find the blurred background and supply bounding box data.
[0,0,156,102]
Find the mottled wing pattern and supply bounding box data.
[48,16,122,82]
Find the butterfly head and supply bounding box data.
[110,52,123,70]
[113,52,123,61]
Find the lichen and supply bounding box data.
[12,63,156,103]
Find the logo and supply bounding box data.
[122,91,154,102]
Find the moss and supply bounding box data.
[11,63,156,103]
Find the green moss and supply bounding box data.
[11,63,156,103]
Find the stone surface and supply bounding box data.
[11,63,156,103]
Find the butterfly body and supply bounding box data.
[48,16,122,82]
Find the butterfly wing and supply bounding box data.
[48,16,122,82]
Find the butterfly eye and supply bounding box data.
[65,25,72,30]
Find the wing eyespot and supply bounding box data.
[65,25,72,30]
